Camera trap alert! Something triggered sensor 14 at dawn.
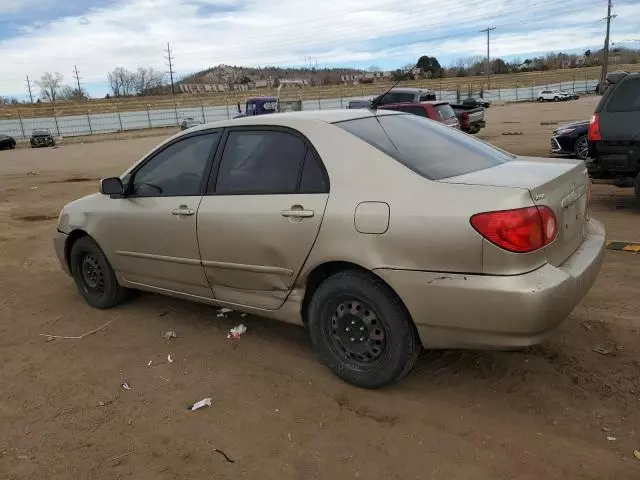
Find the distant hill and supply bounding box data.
[179,64,364,87]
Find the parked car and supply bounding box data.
[0,134,16,150]
[180,117,202,131]
[537,90,572,102]
[235,96,303,118]
[381,101,460,128]
[587,71,640,199]
[54,109,604,388]
[560,90,580,100]
[457,97,491,108]
[347,87,436,109]
[549,120,589,160]
[450,103,486,134]
[30,129,55,148]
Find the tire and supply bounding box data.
[307,270,420,389]
[537,97,544,102]
[69,236,128,309]
[10,141,16,149]
[553,96,559,102]
[574,135,589,161]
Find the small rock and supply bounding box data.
[634,450,640,461]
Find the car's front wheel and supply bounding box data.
[574,134,589,160]
[553,96,560,102]
[308,270,420,388]
[537,97,544,102]
[70,236,129,309]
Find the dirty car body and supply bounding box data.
[30,129,55,147]
[54,109,605,388]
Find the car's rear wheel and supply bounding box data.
[307,270,420,389]
[574,135,589,160]
[70,236,128,309]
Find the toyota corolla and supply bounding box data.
[54,109,605,388]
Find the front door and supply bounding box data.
[197,128,330,309]
[96,131,221,298]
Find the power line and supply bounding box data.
[165,42,176,95]
[25,75,34,103]
[599,0,617,93]
[480,27,497,89]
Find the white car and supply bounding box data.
[537,90,572,102]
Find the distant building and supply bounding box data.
[341,71,392,84]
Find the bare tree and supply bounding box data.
[58,85,89,101]
[108,67,136,97]
[133,67,165,95]
[35,72,64,102]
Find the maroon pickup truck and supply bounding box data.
[380,101,460,129]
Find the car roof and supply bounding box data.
[382,100,448,107]
[390,87,434,93]
[246,96,277,102]
[186,108,401,132]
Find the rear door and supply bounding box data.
[196,127,330,310]
[598,76,640,142]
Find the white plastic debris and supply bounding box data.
[190,397,212,411]
[167,354,173,363]
[162,330,177,340]
[29,186,39,191]
[240,313,248,318]
[147,360,152,367]
[216,307,233,318]
[227,324,247,340]
[607,436,617,441]
[121,382,131,391]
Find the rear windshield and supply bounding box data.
[434,104,456,121]
[334,114,513,180]
[606,78,640,112]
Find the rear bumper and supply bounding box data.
[54,230,70,275]
[375,219,605,349]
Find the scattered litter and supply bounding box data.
[159,310,171,317]
[167,354,173,363]
[602,425,612,433]
[17,455,28,460]
[39,318,116,340]
[45,336,55,343]
[159,376,169,382]
[217,307,233,318]
[98,401,105,406]
[147,360,152,367]
[240,313,248,318]
[592,346,611,356]
[274,408,280,413]
[161,330,177,340]
[582,322,593,331]
[29,186,39,191]
[214,449,234,463]
[188,397,212,411]
[607,436,617,441]
[121,382,131,391]
[634,450,640,460]
[287,432,292,443]
[26,171,40,176]
[502,131,523,136]
[227,324,247,340]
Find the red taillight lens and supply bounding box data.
[588,113,601,141]
[470,206,557,253]
[460,111,469,130]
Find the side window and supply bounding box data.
[397,105,428,117]
[607,79,640,112]
[397,93,415,103]
[215,130,306,194]
[378,93,398,105]
[299,149,328,193]
[131,132,219,197]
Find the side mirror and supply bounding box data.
[100,177,124,196]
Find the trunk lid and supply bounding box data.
[440,157,589,266]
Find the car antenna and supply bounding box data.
[370,62,418,111]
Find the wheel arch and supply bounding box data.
[300,261,413,327]
[64,229,90,270]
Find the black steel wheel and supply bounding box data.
[574,135,589,161]
[70,236,129,309]
[308,270,420,389]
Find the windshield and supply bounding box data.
[334,114,514,180]
[435,104,456,121]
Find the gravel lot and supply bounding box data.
[1,97,638,479]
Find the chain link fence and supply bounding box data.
[0,75,599,141]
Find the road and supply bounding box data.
[0,97,638,479]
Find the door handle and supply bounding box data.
[281,206,314,218]
[171,206,195,216]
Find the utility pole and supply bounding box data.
[599,0,617,94]
[73,65,83,95]
[25,75,34,103]
[480,27,496,89]
[165,42,176,95]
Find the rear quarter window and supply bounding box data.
[334,114,513,180]
[606,78,640,112]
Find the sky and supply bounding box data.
[1,0,639,99]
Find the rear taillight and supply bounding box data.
[460,111,469,130]
[588,114,601,141]
[470,206,557,253]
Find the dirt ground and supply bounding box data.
[1,97,638,480]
